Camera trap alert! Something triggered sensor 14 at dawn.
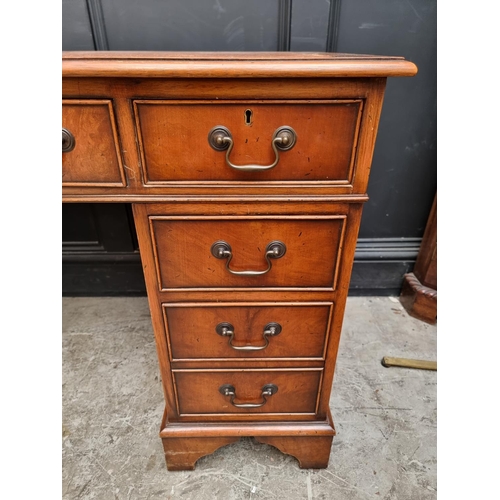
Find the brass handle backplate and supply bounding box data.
[219,383,278,408]
[215,322,282,351]
[62,128,75,153]
[211,240,286,276]
[208,125,296,171]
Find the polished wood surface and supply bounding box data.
[164,303,332,360]
[255,436,334,469]
[62,76,387,198]
[62,100,126,186]
[413,195,437,290]
[135,100,362,183]
[173,369,322,416]
[400,195,437,324]
[149,216,346,289]
[159,407,336,470]
[62,51,417,470]
[62,51,418,78]
[162,436,239,471]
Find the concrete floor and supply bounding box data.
[62,297,437,500]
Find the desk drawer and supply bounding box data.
[62,99,126,186]
[134,100,363,185]
[173,369,322,415]
[149,216,346,290]
[164,302,333,360]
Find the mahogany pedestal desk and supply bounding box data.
[62,52,417,471]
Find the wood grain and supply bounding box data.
[62,100,126,186]
[149,216,346,290]
[400,195,437,324]
[62,76,387,199]
[413,195,437,290]
[162,436,240,471]
[134,100,362,184]
[62,51,418,78]
[399,273,437,325]
[172,369,322,416]
[255,435,333,469]
[163,302,333,360]
[159,406,336,469]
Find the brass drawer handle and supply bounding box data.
[62,128,75,153]
[211,240,286,276]
[219,384,278,408]
[208,125,296,171]
[215,322,282,351]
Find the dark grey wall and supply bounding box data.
[62,0,436,296]
[336,0,437,239]
[62,0,95,50]
[101,0,280,51]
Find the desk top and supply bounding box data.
[62,51,418,79]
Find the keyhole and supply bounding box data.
[245,109,253,126]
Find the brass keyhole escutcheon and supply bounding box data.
[245,109,253,125]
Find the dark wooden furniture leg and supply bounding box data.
[254,435,333,469]
[162,436,240,471]
[160,409,336,470]
[400,194,437,324]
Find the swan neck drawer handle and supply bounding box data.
[208,125,296,171]
[211,240,286,276]
[219,384,278,408]
[215,322,282,351]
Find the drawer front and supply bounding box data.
[173,369,322,415]
[62,100,126,186]
[134,100,363,184]
[164,303,333,360]
[150,216,346,290]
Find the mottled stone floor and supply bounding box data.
[62,296,436,500]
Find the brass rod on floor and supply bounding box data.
[381,357,437,371]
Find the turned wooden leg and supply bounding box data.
[254,435,333,469]
[162,436,240,471]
